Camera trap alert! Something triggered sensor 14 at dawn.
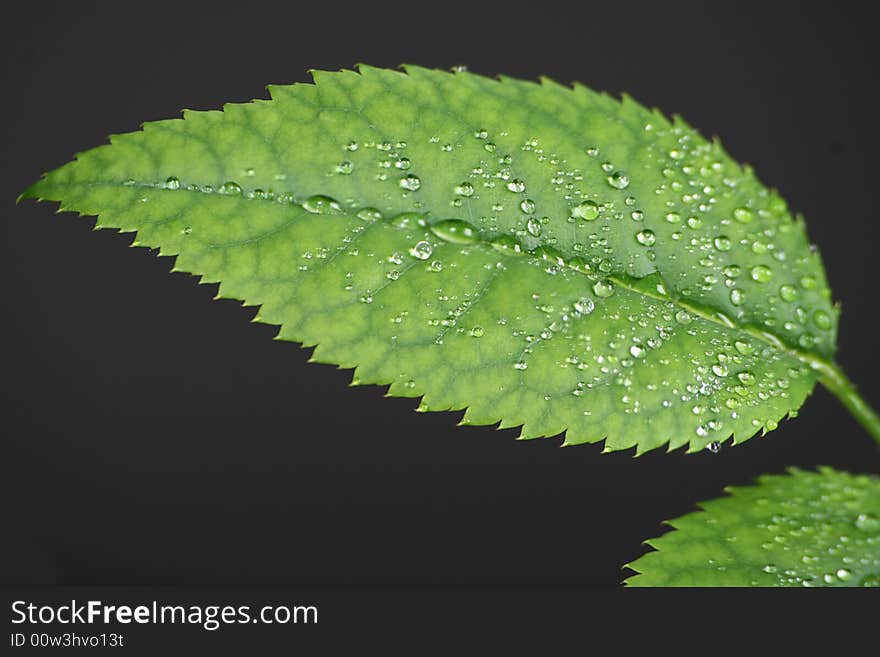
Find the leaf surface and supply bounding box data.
[22,65,838,453]
[625,467,880,586]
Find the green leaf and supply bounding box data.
[22,65,840,454]
[625,467,880,586]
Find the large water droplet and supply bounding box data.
[733,207,754,223]
[455,182,475,197]
[751,265,773,283]
[303,195,341,214]
[636,229,656,246]
[219,181,242,195]
[572,200,599,222]
[399,174,421,191]
[430,219,479,245]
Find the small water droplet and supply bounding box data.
[730,289,745,306]
[855,513,880,532]
[706,441,721,453]
[606,171,630,189]
[409,240,433,260]
[164,176,180,190]
[636,229,656,246]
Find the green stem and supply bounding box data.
[814,361,880,448]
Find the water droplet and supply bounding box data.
[455,182,475,197]
[506,179,526,193]
[409,240,433,260]
[751,265,773,283]
[631,210,644,222]
[592,279,615,298]
[356,208,383,222]
[706,441,721,453]
[429,219,479,245]
[470,326,485,337]
[675,310,692,324]
[399,174,421,191]
[572,200,599,221]
[629,345,645,358]
[800,275,817,289]
[855,513,880,532]
[335,161,353,175]
[730,289,745,306]
[712,364,729,377]
[395,157,411,170]
[390,212,428,229]
[737,371,756,386]
[713,236,732,251]
[164,176,180,190]
[346,141,359,151]
[734,340,753,355]
[492,235,525,256]
[219,181,242,195]
[734,207,754,223]
[520,199,536,214]
[779,284,798,302]
[526,216,542,237]
[574,298,595,315]
[636,229,656,246]
[302,195,341,214]
[606,171,630,189]
[813,310,832,330]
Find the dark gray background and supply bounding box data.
[2,2,878,587]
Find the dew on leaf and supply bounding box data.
[164,176,180,190]
[506,179,526,193]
